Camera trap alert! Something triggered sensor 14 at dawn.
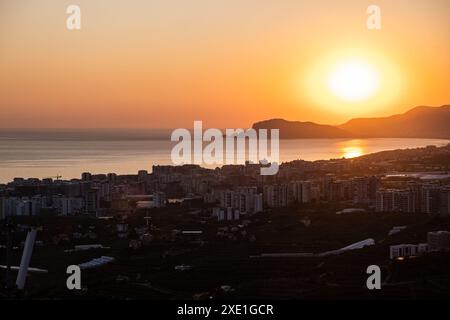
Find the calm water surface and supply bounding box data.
[0,129,448,182]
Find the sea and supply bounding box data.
[0,128,448,183]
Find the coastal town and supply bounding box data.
[1,143,450,299]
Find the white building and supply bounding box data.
[216,207,240,221]
[1,196,42,216]
[390,243,428,259]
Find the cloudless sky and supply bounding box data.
[0,0,449,128]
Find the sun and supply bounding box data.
[327,59,380,102]
[301,48,403,116]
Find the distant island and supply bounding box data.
[252,105,450,139]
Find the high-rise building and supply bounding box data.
[81,172,92,181]
[353,176,380,205]
[222,190,234,209]
[85,188,99,213]
[264,184,289,208]
[138,170,149,181]
[376,189,413,213]
[254,193,263,213]
[408,183,423,213]
[288,181,316,204]
[236,187,257,214]
[393,190,412,213]
[421,184,441,214]
[107,173,117,184]
[220,187,262,214]
[53,196,83,215]
[440,187,450,216]
[376,190,394,212]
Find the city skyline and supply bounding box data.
[2,142,450,301]
[2,0,450,306]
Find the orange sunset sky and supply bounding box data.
[0,0,449,128]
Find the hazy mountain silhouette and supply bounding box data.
[252,119,352,139]
[252,105,450,139]
[339,105,450,138]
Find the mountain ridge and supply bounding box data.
[252,105,450,139]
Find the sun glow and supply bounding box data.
[302,48,403,117]
[342,146,364,159]
[338,140,366,159]
[327,59,380,102]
